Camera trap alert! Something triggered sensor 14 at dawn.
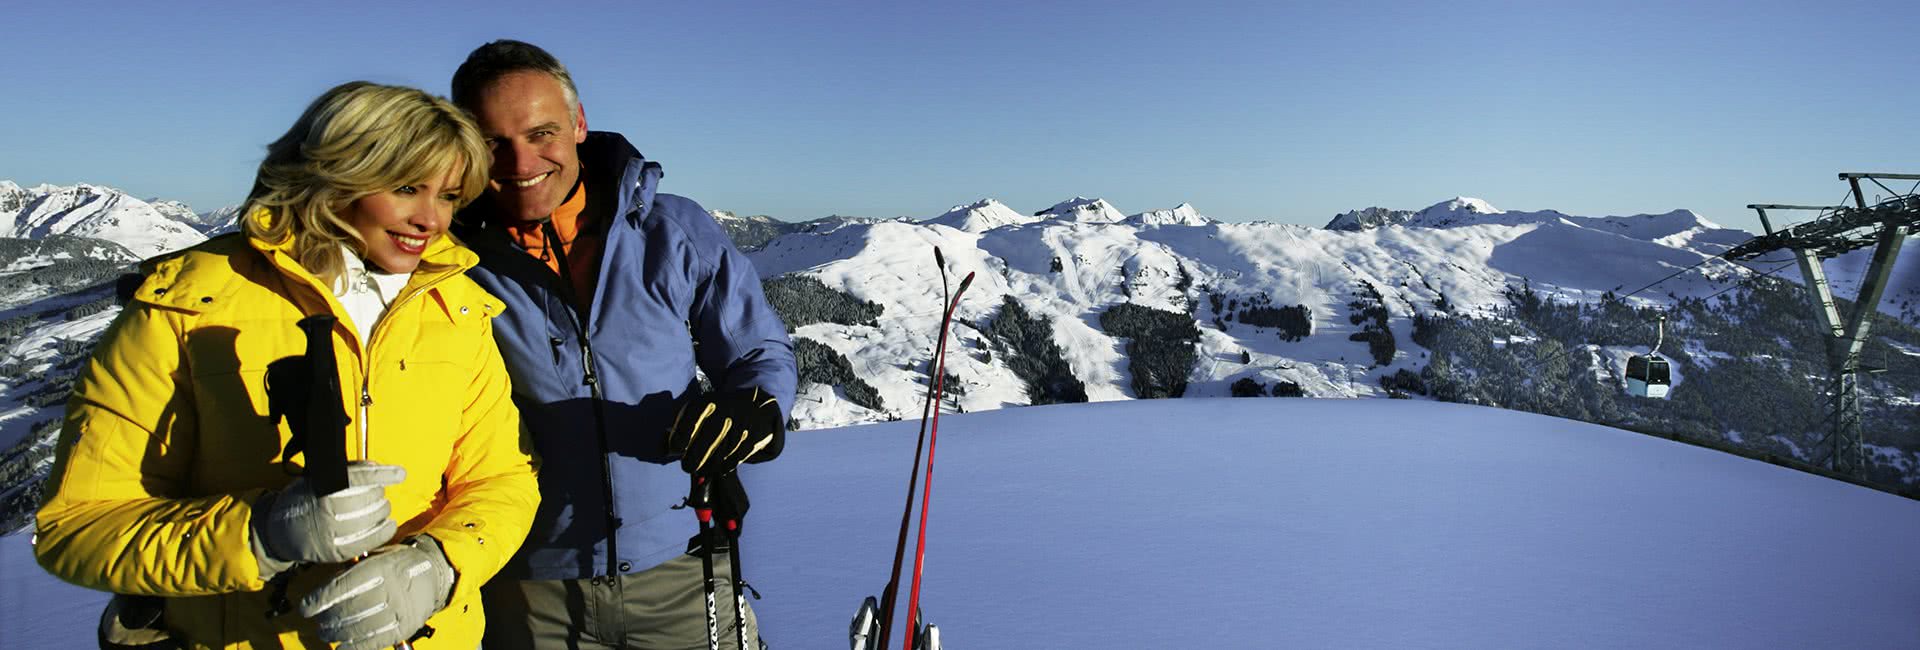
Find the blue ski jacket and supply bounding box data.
[453,131,796,580]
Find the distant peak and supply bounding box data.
[1423,197,1502,214]
[1128,202,1212,226]
[948,197,1008,212]
[1324,206,1416,231]
[1038,197,1125,222]
[927,197,1036,232]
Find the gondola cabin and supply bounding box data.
[1625,353,1671,399]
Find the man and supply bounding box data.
[448,40,797,649]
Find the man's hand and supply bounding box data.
[299,536,456,650]
[249,462,405,580]
[666,387,783,475]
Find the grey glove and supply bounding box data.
[299,535,456,650]
[249,462,406,580]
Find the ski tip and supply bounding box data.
[956,271,976,292]
[933,246,945,268]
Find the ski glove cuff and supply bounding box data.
[299,535,456,650]
[667,387,784,475]
[250,462,405,581]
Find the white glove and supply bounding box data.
[249,462,405,580]
[299,535,457,650]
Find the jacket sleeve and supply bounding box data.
[35,300,270,596]
[676,196,798,421]
[421,307,539,604]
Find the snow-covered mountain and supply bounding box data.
[1405,195,1508,227]
[749,194,1804,428]
[0,182,208,257]
[185,204,243,236]
[1036,196,1128,223]
[1126,202,1213,227]
[923,199,1038,233]
[1323,206,1415,231]
[926,199,1212,232]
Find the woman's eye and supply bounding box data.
[396,185,419,195]
[439,193,460,202]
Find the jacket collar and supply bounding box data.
[243,206,478,275]
[235,207,478,319]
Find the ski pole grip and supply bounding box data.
[294,315,351,496]
[690,476,714,523]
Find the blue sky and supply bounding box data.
[2,0,1915,231]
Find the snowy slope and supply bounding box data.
[0,182,207,257]
[9,399,1916,648]
[0,284,121,452]
[750,195,1773,428]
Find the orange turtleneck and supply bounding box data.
[503,179,600,308]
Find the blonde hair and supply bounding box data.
[242,81,490,283]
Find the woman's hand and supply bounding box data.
[299,535,456,650]
[248,462,406,580]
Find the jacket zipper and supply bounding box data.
[359,385,372,461]
[352,265,458,461]
[539,219,623,576]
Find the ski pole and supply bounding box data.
[285,316,427,649]
[692,476,724,650]
[712,472,756,650]
[878,248,955,649]
[903,272,973,650]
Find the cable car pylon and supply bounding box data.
[1731,172,1920,476]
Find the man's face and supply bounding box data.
[469,70,587,223]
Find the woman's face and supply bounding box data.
[344,165,463,274]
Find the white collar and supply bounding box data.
[333,244,412,304]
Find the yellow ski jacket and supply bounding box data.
[35,216,539,649]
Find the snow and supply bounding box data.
[0,181,208,257]
[6,398,1917,648]
[745,194,1799,428]
[1038,197,1128,224]
[922,199,1038,233]
[1125,202,1213,227]
[0,288,122,451]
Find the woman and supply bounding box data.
[34,81,539,650]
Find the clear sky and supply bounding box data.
[2,0,1915,231]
